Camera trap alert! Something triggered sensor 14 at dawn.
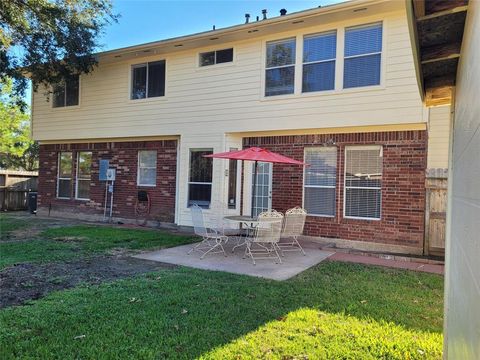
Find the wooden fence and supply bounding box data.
[424,169,448,256]
[0,170,38,211]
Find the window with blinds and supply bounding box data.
[304,147,337,216]
[344,146,383,220]
[344,22,382,88]
[302,31,336,93]
[265,38,296,96]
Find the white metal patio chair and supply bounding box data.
[245,210,283,265]
[278,207,307,255]
[209,200,241,238]
[188,204,227,259]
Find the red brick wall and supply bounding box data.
[38,140,177,223]
[244,130,427,248]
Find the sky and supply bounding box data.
[99,0,342,51]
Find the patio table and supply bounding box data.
[224,215,278,253]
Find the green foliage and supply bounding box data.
[0,263,443,359]
[0,78,37,170]
[0,0,118,106]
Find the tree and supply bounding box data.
[0,78,37,171]
[0,0,118,109]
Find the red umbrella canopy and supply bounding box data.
[204,147,307,165]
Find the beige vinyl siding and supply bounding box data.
[427,105,451,169]
[32,10,423,141]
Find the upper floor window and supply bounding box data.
[131,60,166,100]
[137,150,157,186]
[53,75,79,108]
[344,22,382,88]
[265,38,296,96]
[344,146,383,220]
[303,31,337,93]
[199,48,233,66]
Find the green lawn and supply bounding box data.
[0,214,32,235]
[0,213,444,359]
[0,214,196,269]
[0,262,443,359]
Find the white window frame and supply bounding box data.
[199,48,234,67]
[130,60,166,100]
[302,31,337,93]
[187,148,213,208]
[137,150,157,187]
[343,145,383,221]
[343,22,383,89]
[259,19,386,101]
[75,151,92,200]
[51,75,80,109]
[57,152,72,199]
[265,37,297,97]
[303,147,337,217]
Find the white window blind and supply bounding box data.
[302,31,336,92]
[344,22,382,88]
[344,146,382,220]
[137,150,157,186]
[76,152,92,200]
[265,38,296,96]
[304,147,337,216]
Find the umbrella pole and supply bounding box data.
[251,160,258,217]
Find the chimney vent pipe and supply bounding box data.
[245,13,250,23]
[262,9,267,20]
[280,9,287,16]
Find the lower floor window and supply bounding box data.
[137,150,157,186]
[57,152,72,198]
[76,151,92,200]
[188,149,213,207]
[304,147,337,216]
[344,146,383,219]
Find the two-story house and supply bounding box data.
[32,0,451,255]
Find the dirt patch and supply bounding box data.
[0,256,175,308]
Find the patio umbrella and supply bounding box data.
[204,147,308,216]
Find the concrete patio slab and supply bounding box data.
[133,240,333,281]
